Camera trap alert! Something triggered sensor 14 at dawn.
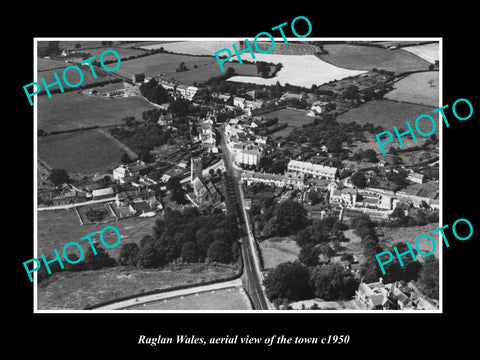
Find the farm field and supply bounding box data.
[260,236,301,269]
[319,44,431,75]
[38,129,127,174]
[336,99,438,149]
[143,40,320,56]
[126,287,251,310]
[38,41,114,51]
[227,53,367,87]
[384,71,439,107]
[37,65,115,89]
[166,61,267,85]
[255,42,320,55]
[117,52,216,78]
[370,41,434,47]
[116,51,265,85]
[37,90,157,132]
[37,264,239,310]
[65,45,149,62]
[139,40,241,54]
[37,208,159,260]
[402,43,439,64]
[38,57,69,72]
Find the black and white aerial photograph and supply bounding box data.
[13,7,478,357]
[33,38,441,312]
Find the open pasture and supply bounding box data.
[38,129,127,174]
[319,44,431,75]
[384,71,439,107]
[37,90,157,133]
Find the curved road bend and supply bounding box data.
[94,278,243,310]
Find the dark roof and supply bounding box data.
[132,201,152,213]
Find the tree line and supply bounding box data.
[37,207,241,283]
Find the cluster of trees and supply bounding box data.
[255,61,282,78]
[166,176,188,205]
[287,115,377,157]
[119,208,240,268]
[252,198,308,239]
[258,157,288,174]
[139,79,171,105]
[110,120,175,163]
[38,247,116,282]
[355,214,438,299]
[48,168,70,186]
[351,171,367,188]
[386,205,439,227]
[350,148,379,163]
[353,214,422,284]
[264,260,359,306]
[85,208,108,222]
[203,67,237,86]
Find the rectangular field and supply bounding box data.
[319,44,432,75]
[384,71,439,107]
[117,52,216,78]
[37,65,115,89]
[38,58,69,72]
[402,43,439,64]
[65,45,150,62]
[144,40,319,56]
[38,129,128,174]
[336,99,437,133]
[260,236,301,269]
[37,91,157,133]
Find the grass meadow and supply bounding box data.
[37,91,157,132]
[384,71,439,107]
[259,236,301,269]
[319,44,431,75]
[336,99,437,132]
[38,129,127,174]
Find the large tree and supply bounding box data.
[48,168,70,186]
[310,264,359,300]
[264,261,312,303]
[298,244,321,267]
[181,241,199,263]
[275,199,307,235]
[136,243,163,268]
[351,171,367,188]
[118,243,140,266]
[83,247,116,270]
[417,256,439,299]
[207,240,233,264]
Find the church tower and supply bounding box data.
[191,157,203,183]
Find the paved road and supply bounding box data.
[94,278,243,310]
[219,124,273,310]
